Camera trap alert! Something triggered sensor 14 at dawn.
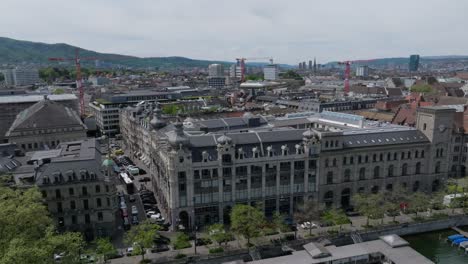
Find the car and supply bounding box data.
[300,222,318,229]
[146,210,157,218]
[80,254,95,263]
[151,244,170,253]
[131,205,138,216]
[129,195,136,202]
[54,253,64,261]
[126,247,133,256]
[153,235,171,245]
[138,177,151,182]
[132,215,139,225]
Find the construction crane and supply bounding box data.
[49,48,98,118]
[235,57,274,82]
[338,59,375,95]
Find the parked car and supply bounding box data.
[126,247,133,256]
[132,215,139,225]
[300,222,318,229]
[131,205,138,216]
[150,244,170,253]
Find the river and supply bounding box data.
[404,228,468,264]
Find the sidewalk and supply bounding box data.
[111,208,466,263]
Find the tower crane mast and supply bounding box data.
[49,48,98,118]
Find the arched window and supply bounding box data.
[365,155,369,163]
[401,152,405,160]
[343,169,351,182]
[332,158,337,167]
[436,149,439,157]
[380,153,383,161]
[421,150,425,158]
[325,141,329,148]
[326,171,334,185]
[373,166,380,178]
[359,168,366,180]
[387,153,391,161]
[402,163,408,176]
[393,153,398,160]
[388,165,394,177]
[325,158,329,168]
[415,162,421,174]
[407,151,411,159]
[373,154,377,162]
[358,155,362,164]
[415,150,419,158]
[440,148,444,157]
[435,161,441,173]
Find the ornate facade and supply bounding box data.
[121,103,458,230]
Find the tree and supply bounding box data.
[95,237,117,262]
[230,204,265,246]
[207,224,231,247]
[172,232,191,250]
[272,212,288,232]
[410,192,429,216]
[353,193,385,226]
[124,220,160,261]
[293,199,321,236]
[410,84,434,94]
[0,186,84,264]
[321,209,349,232]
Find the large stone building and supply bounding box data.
[35,139,119,240]
[120,102,459,230]
[0,93,78,143]
[5,96,87,151]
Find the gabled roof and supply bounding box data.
[6,98,86,135]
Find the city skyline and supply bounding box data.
[1,0,467,64]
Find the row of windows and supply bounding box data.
[21,140,60,150]
[56,197,110,212]
[44,185,110,199]
[57,212,104,227]
[326,161,441,184]
[326,150,427,167]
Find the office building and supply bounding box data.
[356,65,370,77]
[5,96,87,151]
[89,90,180,136]
[409,55,420,72]
[120,102,455,230]
[0,94,78,143]
[35,139,119,240]
[1,68,41,86]
[263,64,279,81]
[208,77,226,88]
[208,64,224,78]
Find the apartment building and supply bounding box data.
[35,139,118,240]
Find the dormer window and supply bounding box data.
[267,146,274,157]
[281,145,289,156]
[237,148,244,159]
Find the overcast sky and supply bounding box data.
[1,0,467,64]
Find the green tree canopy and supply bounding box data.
[230,204,265,245]
[0,186,84,264]
[208,224,231,247]
[353,193,386,226]
[95,237,117,262]
[280,70,301,79]
[410,84,434,93]
[124,220,160,261]
[321,208,349,231]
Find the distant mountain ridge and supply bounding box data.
[0,37,230,69]
[1,36,467,69]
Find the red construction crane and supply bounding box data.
[49,48,98,118]
[235,57,274,82]
[338,59,375,95]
